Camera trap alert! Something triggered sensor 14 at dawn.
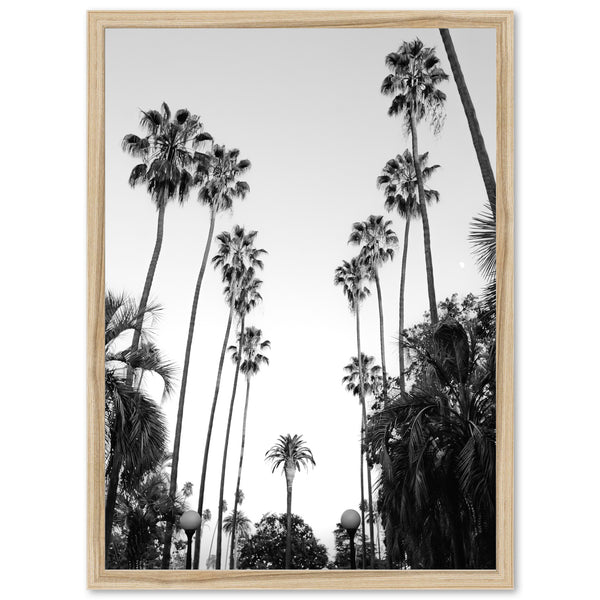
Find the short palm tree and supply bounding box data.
[342,352,381,568]
[381,39,448,324]
[192,227,266,568]
[104,291,175,560]
[377,150,440,391]
[228,327,270,569]
[334,258,376,567]
[348,215,397,408]
[223,510,252,569]
[265,434,316,569]
[215,275,264,570]
[163,145,250,567]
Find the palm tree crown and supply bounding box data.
[229,326,271,376]
[333,257,370,312]
[381,39,449,134]
[122,102,211,207]
[265,434,316,475]
[377,150,440,218]
[223,510,252,540]
[348,215,398,276]
[342,354,383,399]
[212,226,267,305]
[195,144,251,213]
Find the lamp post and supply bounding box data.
[180,510,202,569]
[340,509,361,570]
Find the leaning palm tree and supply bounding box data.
[162,145,250,567]
[349,215,397,408]
[228,327,270,569]
[437,29,496,324]
[377,150,440,391]
[334,257,377,568]
[439,29,496,217]
[104,291,176,560]
[215,275,264,570]
[223,510,252,569]
[121,103,207,362]
[381,39,448,324]
[265,434,316,569]
[192,227,266,569]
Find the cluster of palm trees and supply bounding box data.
[105,103,272,570]
[105,29,497,571]
[334,33,497,569]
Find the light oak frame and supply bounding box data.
[88,10,513,590]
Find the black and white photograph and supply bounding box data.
[103,26,497,572]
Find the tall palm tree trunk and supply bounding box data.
[161,209,216,568]
[229,376,251,569]
[398,217,410,393]
[355,305,376,568]
[359,423,367,569]
[373,271,389,406]
[207,525,217,568]
[107,200,167,561]
[285,469,294,569]
[409,109,438,324]
[192,304,234,569]
[225,533,231,569]
[439,28,496,217]
[215,316,245,569]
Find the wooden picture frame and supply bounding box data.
[88,10,513,590]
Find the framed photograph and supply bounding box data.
[88,10,513,590]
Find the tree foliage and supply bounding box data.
[237,513,328,570]
[366,294,496,569]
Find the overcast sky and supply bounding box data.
[105,26,495,565]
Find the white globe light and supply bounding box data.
[340,509,361,530]
[180,510,202,531]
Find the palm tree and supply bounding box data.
[223,510,252,569]
[439,29,496,217]
[342,353,382,568]
[121,103,207,361]
[334,258,377,568]
[377,151,440,391]
[192,227,266,569]
[265,434,316,569]
[228,327,270,569]
[342,354,383,400]
[104,291,176,560]
[215,275,264,570]
[437,29,496,324]
[349,215,397,408]
[162,145,250,567]
[381,39,448,324]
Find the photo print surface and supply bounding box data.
[104,27,497,571]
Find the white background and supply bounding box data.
[1,0,599,597]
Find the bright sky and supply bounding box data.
[105,27,495,565]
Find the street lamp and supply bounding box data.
[340,509,361,570]
[180,510,202,569]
